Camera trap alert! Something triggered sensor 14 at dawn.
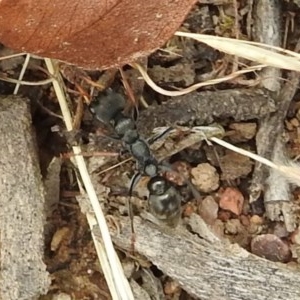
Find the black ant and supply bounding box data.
[89,89,184,226]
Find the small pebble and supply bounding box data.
[122,259,136,278]
[220,152,252,181]
[164,279,180,295]
[290,117,300,127]
[248,223,262,235]
[166,161,191,186]
[225,219,243,235]
[211,219,225,238]
[191,163,219,193]
[199,196,218,224]
[289,244,300,260]
[51,227,70,251]
[251,234,291,262]
[183,203,196,218]
[250,215,263,225]
[287,261,299,269]
[173,161,191,179]
[228,122,257,142]
[52,293,72,300]
[219,187,244,215]
[240,215,250,227]
[273,222,289,239]
[290,227,300,245]
[285,120,294,131]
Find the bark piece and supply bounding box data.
[136,88,276,137]
[91,88,276,153]
[108,216,300,300]
[249,71,300,231]
[250,0,283,203]
[250,0,300,233]
[252,0,281,91]
[0,96,50,299]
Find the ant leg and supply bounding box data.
[147,126,174,145]
[119,148,129,158]
[103,133,121,142]
[128,172,142,201]
[132,104,139,122]
[185,178,202,202]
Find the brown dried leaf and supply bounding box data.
[0,0,197,69]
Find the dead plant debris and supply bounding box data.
[1,1,300,299]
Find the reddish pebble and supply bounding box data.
[199,196,218,224]
[166,161,191,186]
[183,203,195,218]
[173,161,191,178]
[240,215,250,227]
[219,187,244,215]
[251,234,291,262]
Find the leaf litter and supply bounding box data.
[1,1,300,299]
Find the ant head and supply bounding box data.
[89,90,126,124]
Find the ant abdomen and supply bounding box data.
[147,176,182,227]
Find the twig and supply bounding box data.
[36,100,63,119]
[0,75,53,86]
[44,58,134,300]
[210,137,300,187]
[134,63,264,96]
[232,0,240,72]
[175,31,300,71]
[0,52,26,60]
[13,53,31,95]
[96,157,133,175]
